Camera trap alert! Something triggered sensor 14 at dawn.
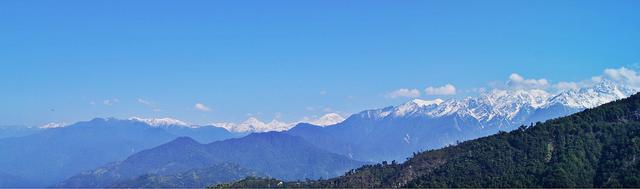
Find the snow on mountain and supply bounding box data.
[546,80,636,108]
[307,113,346,126]
[128,117,194,128]
[287,80,639,162]
[73,81,633,134]
[360,80,637,125]
[412,99,445,107]
[435,88,549,120]
[214,117,294,133]
[392,99,444,117]
[40,122,68,129]
[214,113,346,133]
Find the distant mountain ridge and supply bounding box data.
[128,117,192,127]
[0,125,40,139]
[0,118,242,187]
[214,113,345,133]
[59,132,366,188]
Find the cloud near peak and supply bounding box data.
[386,88,421,99]
[600,67,640,87]
[507,73,549,89]
[425,84,457,95]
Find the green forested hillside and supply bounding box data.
[218,93,640,188]
[112,163,264,188]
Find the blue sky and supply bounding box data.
[1,0,639,126]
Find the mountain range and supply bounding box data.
[59,132,366,188]
[0,118,242,187]
[0,125,41,139]
[0,80,635,187]
[221,89,640,188]
[287,80,637,162]
[214,113,345,133]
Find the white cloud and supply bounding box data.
[319,90,328,95]
[602,67,640,87]
[425,84,457,95]
[501,66,640,94]
[103,98,119,106]
[553,81,580,91]
[554,67,640,91]
[194,103,211,112]
[386,88,421,98]
[507,73,549,89]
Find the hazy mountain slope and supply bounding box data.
[59,132,366,187]
[161,126,246,143]
[0,118,177,186]
[0,118,241,187]
[227,92,640,188]
[0,172,35,188]
[0,125,40,139]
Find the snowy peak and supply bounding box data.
[465,89,550,120]
[214,117,295,133]
[391,98,444,117]
[480,89,549,109]
[40,122,68,129]
[547,80,637,109]
[215,113,346,133]
[412,99,444,107]
[243,117,264,126]
[360,80,638,125]
[128,117,193,128]
[307,113,346,126]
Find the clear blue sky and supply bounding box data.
[1,0,639,126]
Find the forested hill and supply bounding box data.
[218,92,640,188]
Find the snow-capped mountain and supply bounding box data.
[215,113,346,133]
[128,117,194,128]
[306,113,346,126]
[288,80,639,162]
[361,80,636,127]
[214,117,293,133]
[546,80,636,109]
[40,122,68,129]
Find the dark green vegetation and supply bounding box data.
[212,177,285,188]
[219,93,640,188]
[112,163,264,188]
